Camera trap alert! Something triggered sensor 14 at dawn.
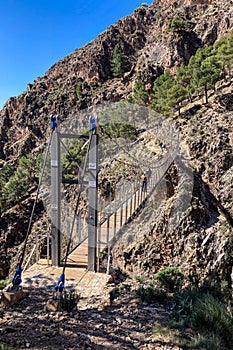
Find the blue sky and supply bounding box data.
[0,0,153,110]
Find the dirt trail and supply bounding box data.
[0,275,182,350]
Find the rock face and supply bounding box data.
[0,0,233,289]
[111,81,233,288]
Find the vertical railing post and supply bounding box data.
[97,225,101,272]
[130,181,133,217]
[120,204,123,228]
[137,179,140,208]
[47,232,50,266]
[125,197,128,224]
[114,211,117,236]
[134,179,137,213]
[107,216,110,247]
[36,233,39,263]
[114,187,117,235]
[77,211,81,244]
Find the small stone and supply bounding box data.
[115,317,122,324]
[95,323,103,329]
[2,290,29,307]
[45,299,61,312]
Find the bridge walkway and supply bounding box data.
[21,186,145,296]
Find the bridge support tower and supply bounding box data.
[50,117,98,270]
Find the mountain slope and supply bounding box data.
[0,0,233,290]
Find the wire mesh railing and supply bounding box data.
[96,146,179,271]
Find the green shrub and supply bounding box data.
[128,81,149,105]
[190,293,233,346]
[135,275,145,283]
[76,81,83,100]
[62,138,87,178]
[0,154,40,212]
[171,288,199,328]
[0,280,8,290]
[134,4,147,16]
[133,285,167,304]
[0,343,15,350]
[59,290,80,312]
[194,333,221,350]
[170,286,233,349]
[154,267,185,292]
[99,122,137,141]
[0,164,14,188]
[168,16,187,32]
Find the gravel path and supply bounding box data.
[0,277,183,350]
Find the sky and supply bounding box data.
[0,0,153,110]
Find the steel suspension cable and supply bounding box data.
[19,130,54,266]
[12,129,54,288]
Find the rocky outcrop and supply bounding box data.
[1,0,233,162]
[111,82,233,289]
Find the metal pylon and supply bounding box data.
[51,128,61,266]
[50,118,98,270]
[87,133,98,271]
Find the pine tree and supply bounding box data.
[214,37,229,81]
[110,43,129,78]
[168,83,187,115]
[130,81,148,105]
[0,163,13,189]
[215,36,233,80]
[188,54,202,99]
[151,70,175,115]
[188,47,214,76]
[0,155,38,212]
[191,59,221,103]
[227,31,233,76]
[176,63,193,101]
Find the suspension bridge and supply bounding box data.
[2,110,180,307]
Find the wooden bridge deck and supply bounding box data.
[23,242,105,298]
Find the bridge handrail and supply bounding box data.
[99,147,178,218]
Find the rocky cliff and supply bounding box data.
[112,82,233,291]
[0,0,233,291]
